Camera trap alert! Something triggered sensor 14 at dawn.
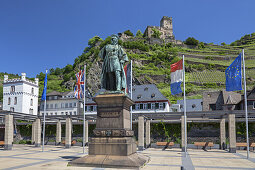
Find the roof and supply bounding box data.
[47,91,62,96]
[177,99,203,112]
[132,84,169,102]
[222,90,241,105]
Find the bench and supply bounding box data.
[156,142,174,150]
[0,141,4,147]
[62,140,76,146]
[236,143,255,150]
[250,143,255,150]
[194,142,214,150]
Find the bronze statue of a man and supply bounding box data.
[99,34,128,92]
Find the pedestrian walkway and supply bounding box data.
[0,144,254,169]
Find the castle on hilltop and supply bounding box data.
[144,16,174,39]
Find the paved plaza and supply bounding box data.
[0,144,255,170]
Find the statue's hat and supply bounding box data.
[111,34,119,39]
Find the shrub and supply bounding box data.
[124,30,134,37]
[184,37,199,46]
[136,29,143,37]
[151,28,162,38]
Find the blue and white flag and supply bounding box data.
[225,54,242,91]
[41,70,48,101]
[170,59,183,95]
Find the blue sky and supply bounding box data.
[0,0,254,77]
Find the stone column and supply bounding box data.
[181,116,185,152]
[138,116,144,151]
[65,118,72,148]
[4,114,13,150]
[34,118,41,147]
[220,118,226,150]
[228,114,236,153]
[146,120,150,148]
[85,120,89,144]
[31,121,35,144]
[56,120,61,145]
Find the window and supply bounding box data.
[151,93,155,98]
[137,95,142,99]
[46,104,49,109]
[10,107,14,112]
[155,103,159,109]
[61,112,64,115]
[132,105,135,110]
[46,113,48,116]
[65,112,68,115]
[61,103,64,108]
[30,99,33,106]
[192,104,196,108]
[55,104,58,108]
[69,103,72,108]
[54,96,57,100]
[148,103,151,110]
[90,106,94,111]
[74,102,77,107]
[8,97,11,105]
[85,106,87,111]
[144,87,148,91]
[94,106,97,111]
[11,86,15,92]
[41,104,44,110]
[135,104,139,110]
[144,103,148,110]
[87,106,90,112]
[159,103,164,110]
[151,103,155,110]
[70,111,72,115]
[50,104,53,108]
[49,96,52,100]
[253,102,255,109]
[31,88,34,95]
[163,103,166,109]
[65,103,68,108]
[51,113,53,116]
[139,104,144,110]
[14,97,17,105]
[55,112,57,115]
[209,104,216,111]
[74,111,77,115]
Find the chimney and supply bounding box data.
[21,73,26,81]
[4,75,8,83]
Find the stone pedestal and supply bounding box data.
[4,114,13,150]
[138,116,144,150]
[228,114,236,153]
[34,118,41,147]
[69,93,149,169]
[220,118,226,150]
[65,118,72,148]
[56,120,61,145]
[146,120,151,148]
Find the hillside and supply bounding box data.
[1,32,255,104]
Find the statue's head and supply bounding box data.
[111,34,119,45]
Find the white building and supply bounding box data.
[3,73,39,115]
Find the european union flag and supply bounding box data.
[225,54,242,91]
[41,70,48,101]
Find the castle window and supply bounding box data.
[10,107,14,112]
[11,86,15,93]
[14,97,17,105]
[31,88,34,95]
[8,97,11,105]
[30,99,33,106]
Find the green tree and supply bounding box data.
[88,36,103,48]
[151,28,162,38]
[54,67,62,75]
[124,30,134,37]
[63,64,73,74]
[184,37,199,46]
[221,42,226,46]
[136,29,143,37]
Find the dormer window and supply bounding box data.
[144,87,148,91]
[137,95,142,99]
[192,104,196,108]
[151,93,155,98]
[132,88,135,92]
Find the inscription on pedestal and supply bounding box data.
[98,111,120,118]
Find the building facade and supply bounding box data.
[177,99,203,112]
[236,86,255,110]
[3,73,39,115]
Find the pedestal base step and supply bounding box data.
[68,153,150,169]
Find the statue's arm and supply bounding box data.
[119,46,128,64]
[99,46,106,59]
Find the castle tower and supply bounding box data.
[3,73,39,115]
[160,16,173,38]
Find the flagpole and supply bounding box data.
[242,49,249,159]
[183,55,187,157]
[130,60,133,130]
[83,65,86,154]
[42,69,47,152]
